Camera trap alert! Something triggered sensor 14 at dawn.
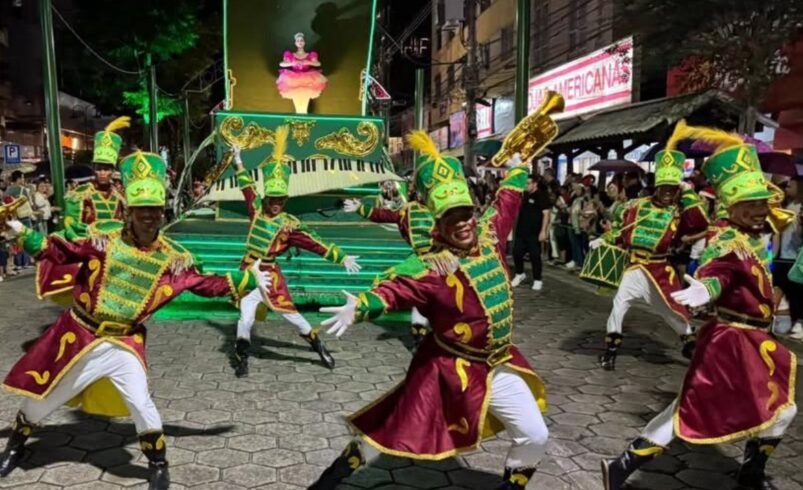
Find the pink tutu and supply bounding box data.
[277,51,328,100]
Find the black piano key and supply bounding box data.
[292,161,298,174]
[311,159,317,172]
[345,160,352,171]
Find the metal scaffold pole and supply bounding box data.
[515,0,531,123]
[39,0,65,225]
[147,53,159,151]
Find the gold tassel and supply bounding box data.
[104,116,131,133]
[678,124,743,153]
[406,130,441,162]
[664,119,687,152]
[273,125,289,162]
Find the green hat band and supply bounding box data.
[427,181,474,219]
[126,180,166,207]
[93,131,123,165]
[120,151,167,207]
[717,172,773,207]
[654,150,685,186]
[702,144,771,206]
[263,161,291,197]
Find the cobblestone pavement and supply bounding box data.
[0,266,801,490]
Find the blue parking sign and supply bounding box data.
[4,144,21,164]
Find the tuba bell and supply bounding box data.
[0,197,28,226]
[490,91,565,167]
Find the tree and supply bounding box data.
[620,0,803,133]
[54,0,222,153]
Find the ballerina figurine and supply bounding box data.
[276,32,328,114]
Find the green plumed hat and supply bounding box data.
[407,130,473,219]
[119,151,167,207]
[679,124,772,207]
[654,120,687,186]
[263,125,291,197]
[93,116,131,165]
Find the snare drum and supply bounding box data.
[580,242,628,288]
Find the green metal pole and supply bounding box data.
[515,0,531,122]
[414,68,424,130]
[39,0,65,226]
[182,92,191,169]
[146,53,158,151]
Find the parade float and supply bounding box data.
[157,0,409,320]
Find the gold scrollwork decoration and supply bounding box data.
[51,274,74,286]
[56,332,77,362]
[453,323,473,343]
[766,381,780,411]
[447,417,470,434]
[25,370,51,385]
[760,340,777,376]
[285,119,316,146]
[446,274,465,312]
[314,121,379,158]
[219,117,276,150]
[455,358,471,392]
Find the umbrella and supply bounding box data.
[473,139,502,158]
[588,160,644,173]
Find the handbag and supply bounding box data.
[789,249,803,285]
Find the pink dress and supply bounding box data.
[276,51,328,100]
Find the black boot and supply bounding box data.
[599,333,623,370]
[680,333,697,360]
[601,437,665,490]
[0,412,34,477]
[302,329,335,369]
[496,467,536,489]
[411,324,428,350]
[140,431,170,490]
[234,338,250,378]
[737,438,781,490]
[308,440,364,489]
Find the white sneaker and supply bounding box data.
[564,261,576,271]
[532,280,543,291]
[790,322,803,340]
[511,273,526,288]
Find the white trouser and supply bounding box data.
[642,399,798,446]
[357,367,548,469]
[237,288,312,339]
[21,342,162,434]
[606,268,691,337]
[410,307,430,328]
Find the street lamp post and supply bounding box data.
[515,0,531,123]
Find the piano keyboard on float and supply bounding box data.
[203,158,400,201]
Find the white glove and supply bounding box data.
[589,237,605,250]
[680,180,693,192]
[231,144,242,164]
[343,199,362,213]
[250,259,272,291]
[506,152,523,168]
[670,274,711,308]
[5,219,24,237]
[320,291,359,337]
[343,255,361,274]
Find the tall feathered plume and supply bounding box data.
[678,123,744,154]
[273,125,289,162]
[664,119,687,152]
[104,116,131,133]
[406,130,441,163]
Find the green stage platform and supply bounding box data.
[156,210,412,322]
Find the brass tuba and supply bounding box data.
[490,91,565,167]
[0,197,28,227]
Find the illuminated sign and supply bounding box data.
[477,104,494,139]
[528,37,634,119]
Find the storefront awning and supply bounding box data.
[550,90,741,147]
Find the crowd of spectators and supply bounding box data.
[467,165,803,340]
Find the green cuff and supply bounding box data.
[228,269,258,301]
[356,291,387,322]
[236,169,255,190]
[700,277,722,301]
[357,203,374,219]
[17,227,47,256]
[499,167,528,192]
[324,246,345,264]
